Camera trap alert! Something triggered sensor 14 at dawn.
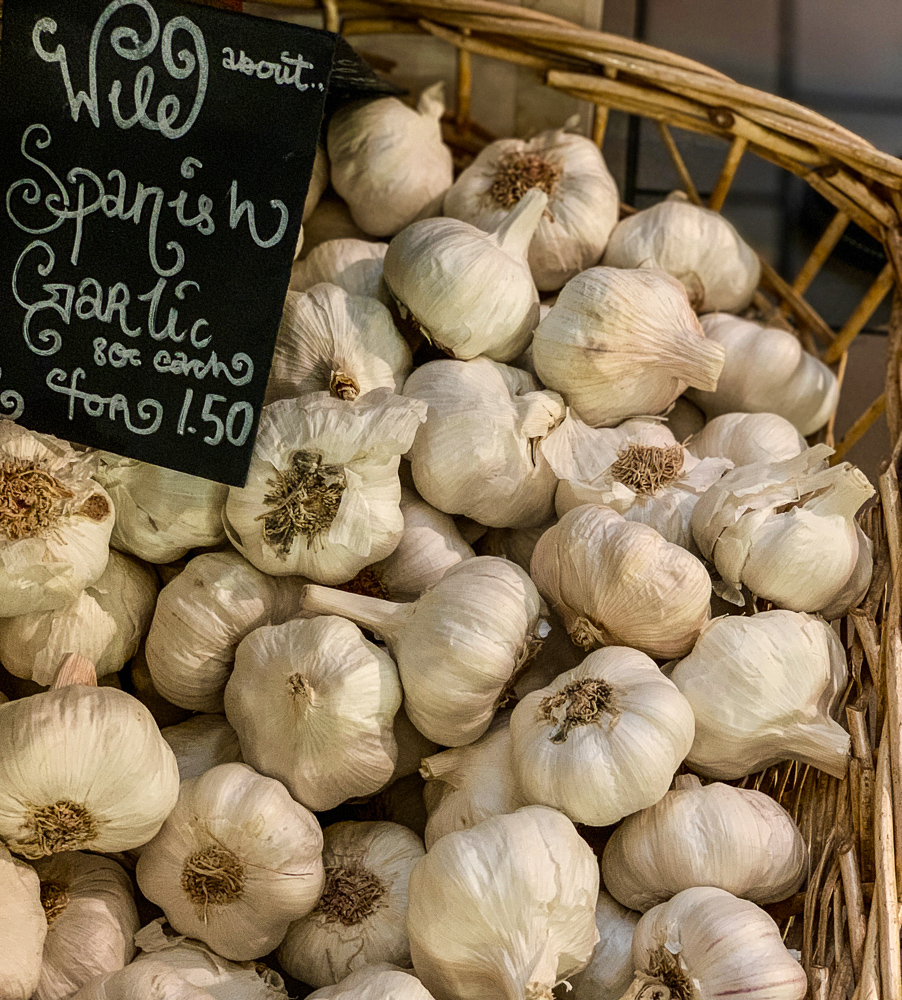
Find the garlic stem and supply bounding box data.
[299,584,412,643]
[672,773,702,791]
[494,188,548,258]
[420,747,468,784]
[788,718,850,779]
[659,334,725,392]
[50,653,98,689]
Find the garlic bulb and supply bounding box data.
[129,647,194,728]
[691,444,874,612]
[145,550,308,713]
[346,772,429,841]
[532,268,725,427]
[0,422,113,616]
[530,505,711,659]
[365,488,474,601]
[265,285,411,405]
[404,358,564,528]
[0,655,179,857]
[160,714,242,782]
[301,196,376,256]
[278,820,425,987]
[223,389,426,584]
[475,521,554,575]
[0,550,157,684]
[510,647,694,826]
[69,961,219,1000]
[688,313,839,435]
[303,145,330,225]
[32,851,139,1000]
[305,964,435,999]
[443,126,619,292]
[383,188,547,363]
[567,891,639,1000]
[687,411,806,466]
[420,713,528,850]
[601,774,807,912]
[818,523,874,619]
[408,805,599,1000]
[136,762,325,961]
[0,845,46,1000]
[133,919,288,1000]
[623,886,806,1000]
[291,239,389,302]
[328,83,453,237]
[602,192,760,312]
[301,555,543,746]
[95,453,226,564]
[224,616,402,811]
[670,610,850,779]
[543,412,731,550]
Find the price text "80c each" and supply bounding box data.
[176,388,254,446]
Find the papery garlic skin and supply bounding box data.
[818,523,873,619]
[671,611,850,780]
[625,886,806,1000]
[443,127,619,291]
[0,844,46,1000]
[404,359,564,528]
[602,192,760,312]
[408,805,599,1000]
[265,285,411,405]
[69,960,219,1000]
[510,648,695,826]
[94,453,227,564]
[145,550,308,713]
[687,411,806,466]
[0,551,157,684]
[0,423,113,616]
[305,964,435,999]
[383,188,546,363]
[224,389,426,584]
[328,84,453,237]
[601,775,807,912]
[532,267,725,427]
[224,617,403,812]
[160,714,242,782]
[290,239,389,302]
[568,891,639,1000]
[531,505,711,659]
[136,763,325,961]
[689,313,839,435]
[33,852,139,1000]
[278,821,425,987]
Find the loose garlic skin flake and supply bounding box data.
[510,648,695,826]
[136,763,325,962]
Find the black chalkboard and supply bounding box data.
[0,0,338,486]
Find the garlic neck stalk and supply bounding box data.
[299,585,412,646]
[493,188,549,258]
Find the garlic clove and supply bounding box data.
[687,411,807,466]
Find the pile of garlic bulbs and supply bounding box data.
[0,79,874,1000]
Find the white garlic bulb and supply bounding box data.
[420,713,528,850]
[567,891,639,1000]
[510,648,694,826]
[278,820,425,987]
[404,358,564,528]
[532,267,725,427]
[688,313,839,435]
[160,714,242,782]
[602,192,760,312]
[223,389,426,584]
[300,555,543,746]
[543,412,731,550]
[475,521,554,575]
[305,964,435,999]
[69,960,219,1000]
[290,239,389,302]
[94,455,227,565]
[0,550,157,684]
[328,83,453,237]
[0,844,47,1000]
[691,444,874,612]
[531,505,711,659]
[145,550,308,713]
[303,145,330,225]
[0,422,114,616]
[265,285,411,405]
[383,188,547,363]
[408,805,599,1000]
[32,852,139,1000]
[443,126,619,292]
[301,196,376,256]
[224,616,402,811]
[687,411,806,466]
[601,774,807,912]
[136,762,325,961]
[623,887,806,1000]
[0,655,179,857]
[670,610,850,779]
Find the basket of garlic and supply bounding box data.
[2,0,902,998]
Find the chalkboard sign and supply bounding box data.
[0,0,339,485]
